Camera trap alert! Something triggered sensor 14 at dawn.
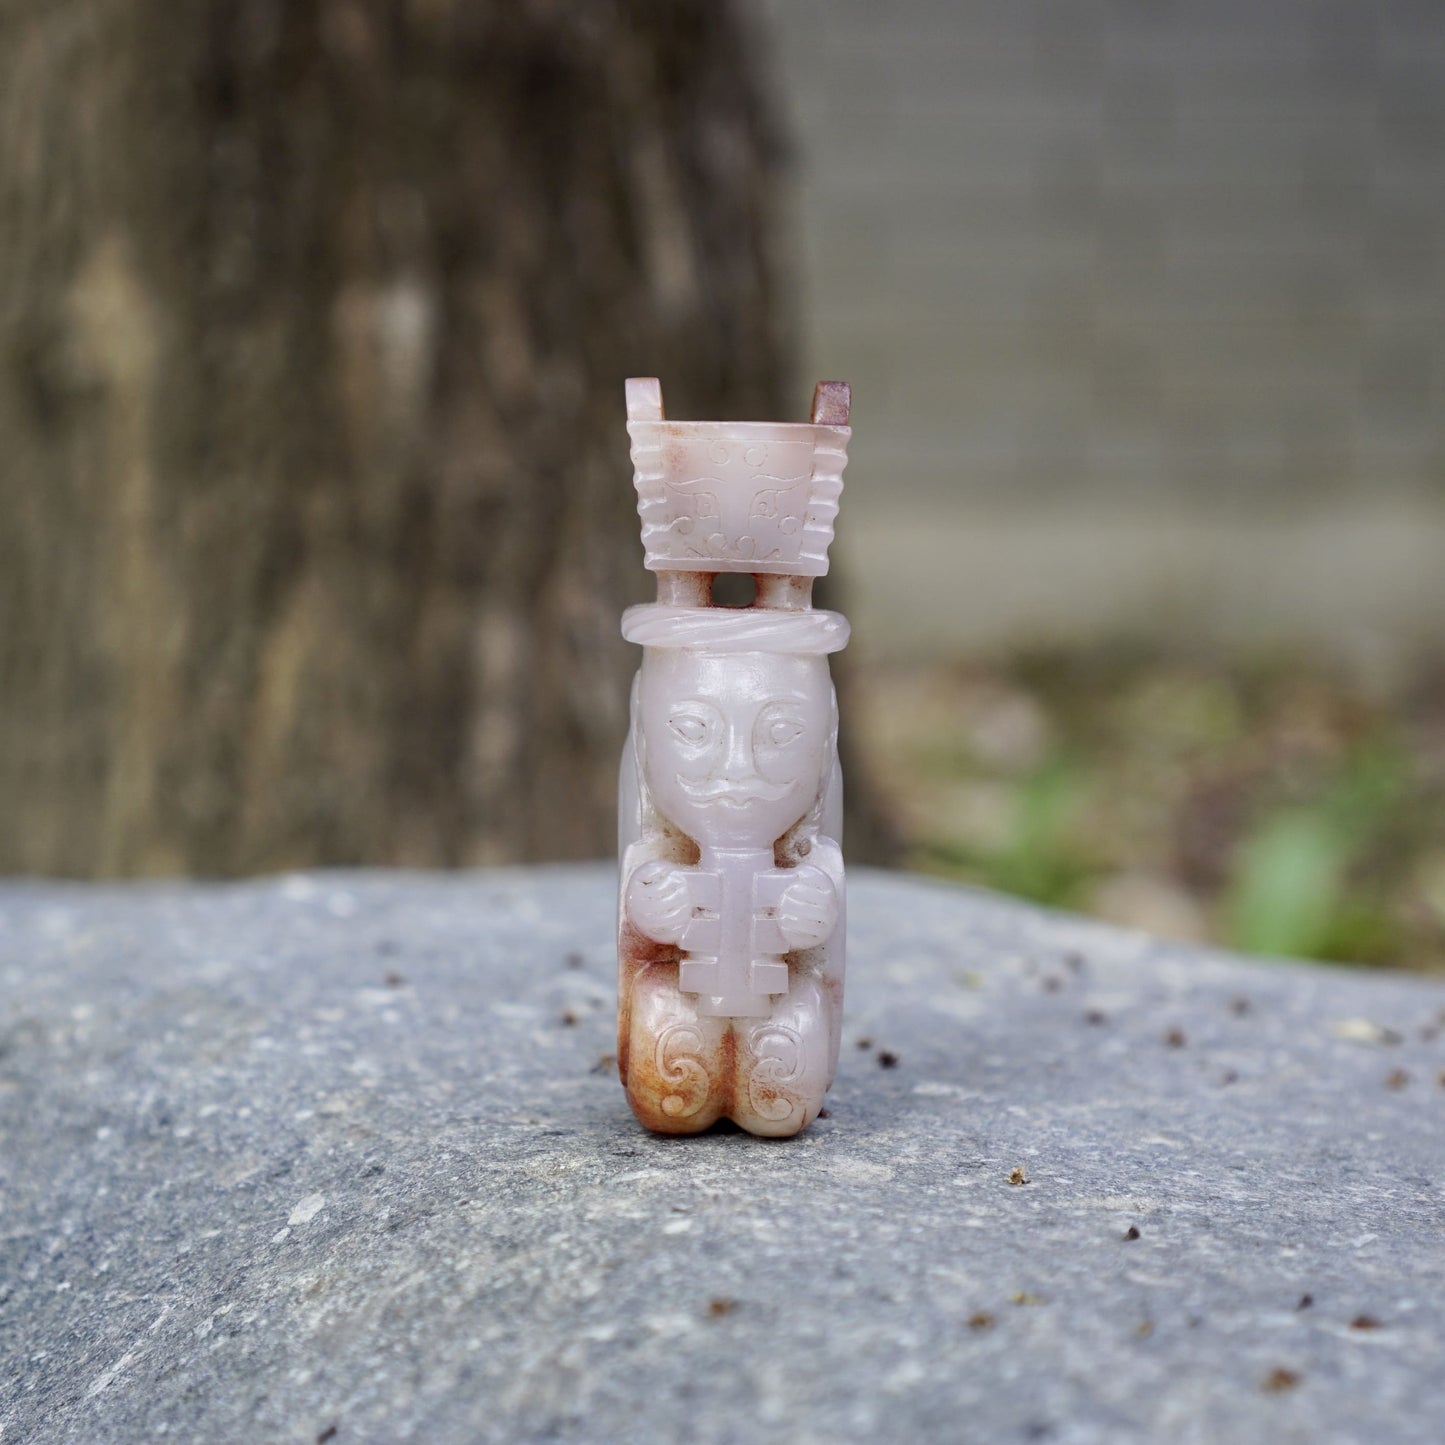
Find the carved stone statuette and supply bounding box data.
[617,377,851,1137]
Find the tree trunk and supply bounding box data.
[0,0,889,876]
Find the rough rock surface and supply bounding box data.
[2,866,1443,1444]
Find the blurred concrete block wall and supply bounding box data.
[752,0,1445,655]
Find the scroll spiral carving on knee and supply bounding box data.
[654,1022,711,1119]
[745,1023,806,1123]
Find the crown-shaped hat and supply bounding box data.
[625,379,850,577]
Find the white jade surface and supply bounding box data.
[617,378,850,1137]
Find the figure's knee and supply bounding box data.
[622,963,729,1135]
[728,976,832,1138]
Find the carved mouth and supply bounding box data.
[678,776,793,808]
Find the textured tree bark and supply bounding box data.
[0,0,891,876]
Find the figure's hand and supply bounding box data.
[626,861,693,945]
[777,869,838,951]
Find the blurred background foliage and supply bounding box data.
[857,646,1445,971]
[2,0,1442,972]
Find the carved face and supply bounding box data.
[639,649,833,848]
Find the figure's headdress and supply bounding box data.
[620,379,851,654]
[624,378,850,577]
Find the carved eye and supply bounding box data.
[765,718,803,747]
[669,713,710,745]
[749,491,778,520]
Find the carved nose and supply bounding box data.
[720,722,754,781]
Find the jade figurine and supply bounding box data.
[617,377,851,1137]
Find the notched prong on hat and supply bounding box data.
[810,381,850,427]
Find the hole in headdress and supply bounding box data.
[709,573,757,608]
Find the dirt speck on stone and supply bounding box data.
[1123,1225,1141,1241]
[877,1050,899,1069]
[1008,1166,1030,1186]
[1262,1368,1301,1393]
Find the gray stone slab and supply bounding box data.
[2,866,1443,1444]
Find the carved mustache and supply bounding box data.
[677,775,794,806]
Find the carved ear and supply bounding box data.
[810,381,850,426]
[627,671,656,835]
[626,377,664,422]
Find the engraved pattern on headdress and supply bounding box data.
[628,423,848,576]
